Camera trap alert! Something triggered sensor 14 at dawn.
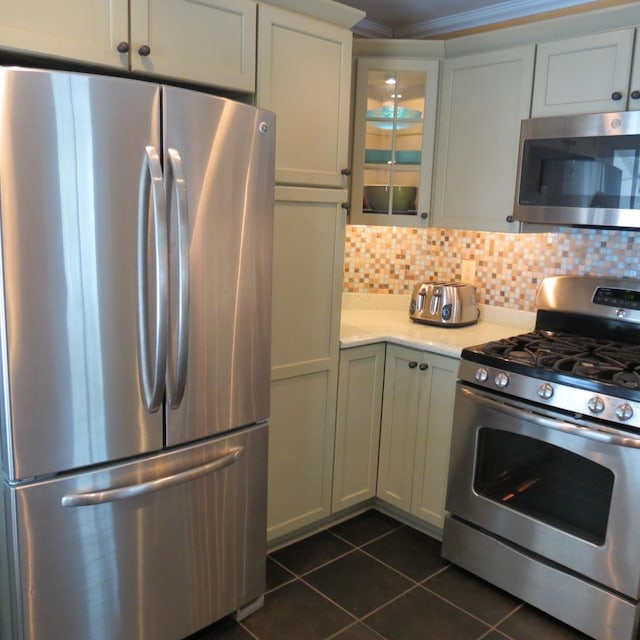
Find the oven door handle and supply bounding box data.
[462,386,640,449]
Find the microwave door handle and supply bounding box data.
[137,146,169,413]
[166,148,190,409]
[61,447,244,507]
[461,386,640,449]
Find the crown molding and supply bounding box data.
[354,0,600,39]
[353,17,394,38]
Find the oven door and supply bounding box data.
[446,384,640,599]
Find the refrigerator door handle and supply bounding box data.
[166,148,190,408]
[138,145,169,413]
[61,447,244,507]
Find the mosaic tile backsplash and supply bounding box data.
[343,225,640,312]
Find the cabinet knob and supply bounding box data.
[631,90,640,100]
[341,168,352,176]
[117,41,130,53]
[419,363,429,371]
[408,361,418,368]
[138,44,151,57]
[340,202,351,211]
[420,212,428,220]
[611,91,623,101]
[506,215,515,223]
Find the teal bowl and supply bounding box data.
[367,106,422,120]
[364,149,392,164]
[395,150,421,165]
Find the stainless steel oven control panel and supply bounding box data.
[459,359,640,430]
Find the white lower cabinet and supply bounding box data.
[332,343,386,513]
[377,344,459,530]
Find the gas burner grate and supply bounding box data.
[472,330,640,388]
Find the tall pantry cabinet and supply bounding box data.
[256,3,363,543]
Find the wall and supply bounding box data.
[343,225,640,311]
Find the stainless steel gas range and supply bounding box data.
[442,275,640,640]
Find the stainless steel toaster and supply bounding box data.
[409,281,479,327]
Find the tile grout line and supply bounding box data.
[298,572,421,640]
[328,521,405,549]
[418,579,521,635]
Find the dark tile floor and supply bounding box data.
[189,509,591,640]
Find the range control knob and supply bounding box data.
[537,383,554,400]
[588,397,605,414]
[615,403,634,421]
[495,372,509,388]
[474,367,489,383]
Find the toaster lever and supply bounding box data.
[429,286,442,315]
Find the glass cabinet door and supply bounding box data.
[350,58,439,227]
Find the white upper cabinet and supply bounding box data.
[349,57,439,227]
[0,0,257,91]
[0,0,129,68]
[432,46,534,232]
[532,28,638,116]
[130,0,256,91]
[256,4,353,188]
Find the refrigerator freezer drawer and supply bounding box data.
[2,423,268,640]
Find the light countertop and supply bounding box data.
[340,293,535,359]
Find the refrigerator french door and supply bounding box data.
[0,68,274,640]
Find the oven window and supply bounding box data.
[474,428,614,545]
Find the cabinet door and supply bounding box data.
[332,343,386,513]
[350,57,439,227]
[130,0,256,91]
[377,345,423,512]
[532,29,634,117]
[0,0,128,67]
[411,352,458,530]
[432,46,534,232]
[267,187,347,542]
[256,4,352,188]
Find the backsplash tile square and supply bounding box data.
[343,225,640,311]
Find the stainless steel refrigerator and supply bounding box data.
[0,67,275,640]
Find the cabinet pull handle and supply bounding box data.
[341,168,352,176]
[341,202,351,211]
[420,212,428,220]
[506,215,515,223]
[408,361,418,368]
[138,44,151,57]
[419,363,429,371]
[117,41,130,53]
[611,91,623,101]
[631,90,640,100]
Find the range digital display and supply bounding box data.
[593,287,640,309]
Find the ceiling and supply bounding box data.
[336,0,602,38]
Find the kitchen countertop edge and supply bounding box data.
[340,304,535,358]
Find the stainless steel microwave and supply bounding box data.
[513,111,640,229]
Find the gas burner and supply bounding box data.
[612,370,640,389]
[508,350,535,364]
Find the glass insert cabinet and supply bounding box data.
[350,57,439,227]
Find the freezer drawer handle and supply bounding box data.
[61,447,244,507]
[138,145,169,413]
[166,148,190,408]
